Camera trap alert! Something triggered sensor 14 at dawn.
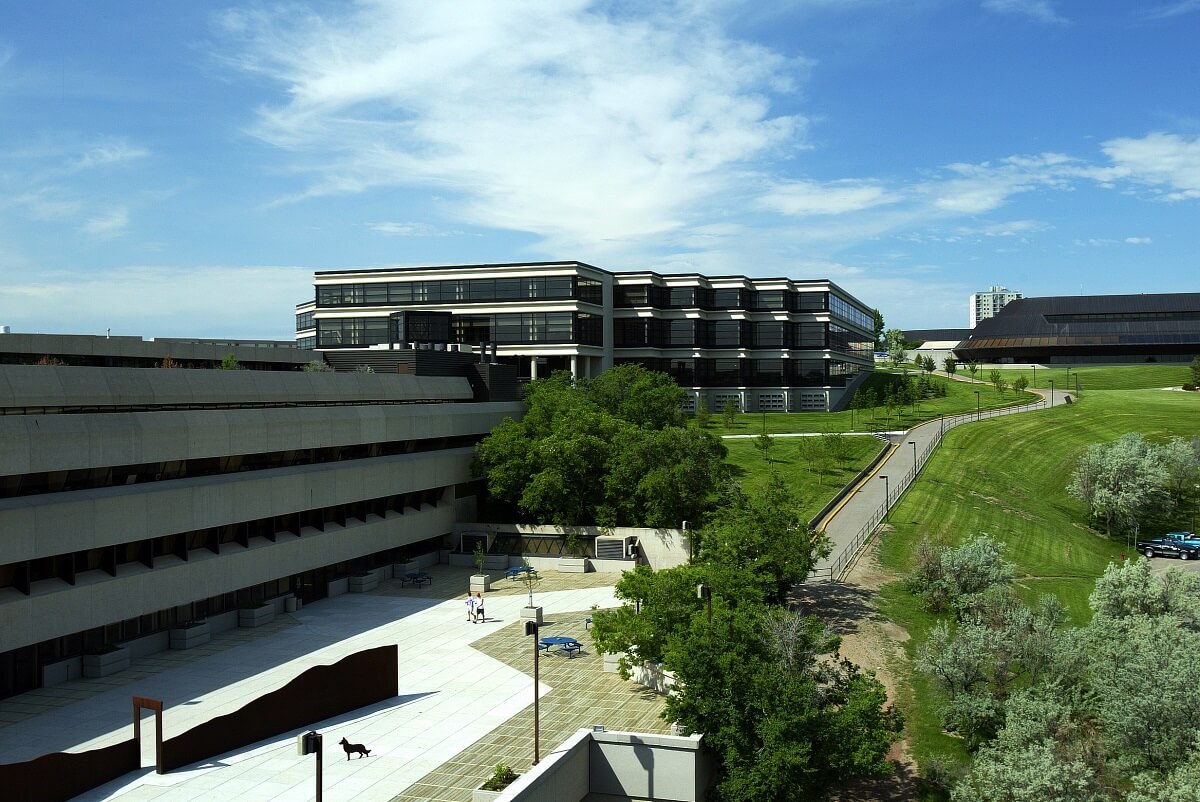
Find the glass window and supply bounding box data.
[795,291,827,312]
[753,290,787,310]
[667,319,696,346]
[710,358,742,386]
[753,322,785,347]
[616,286,649,307]
[711,289,744,310]
[614,318,647,346]
[669,287,698,308]
[711,321,742,347]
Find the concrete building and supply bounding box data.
[0,333,520,699]
[970,285,1023,328]
[296,261,876,412]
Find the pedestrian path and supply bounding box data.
[0,575,624,802]
[810,386,1071,580]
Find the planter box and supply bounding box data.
[558,556,590,573]
[82,647,130,678]
[470,574,491,593]
[328,577,350,597]
[238,605,276,628]
[169,621,211,650]
[521,606,543,625]
[472,790,503,802]
[482,555,509,570]
[349,573,379,593]
[285,596,300,613]
[602,651,624,674]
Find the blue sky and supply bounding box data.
[1,0,1197,339]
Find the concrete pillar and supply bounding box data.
[530,357,539,379]
[570,354,578,378]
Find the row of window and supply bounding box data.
[316,276,602,308]
[613,319,872,354]
[617,358,862,387]
[317,313,604,348]
[1,487,447,596]
[614,285,830,312]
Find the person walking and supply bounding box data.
[466,592,477,623]
[473,591,485,623]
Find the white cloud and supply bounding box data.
[1093,132,1200,201]
[370,221,466,237]
[218,1,804,250]
[981,0,1067,24]
[72,141,148,172]
[1124,236,1152,244]
[81,207,129,239]
[760,179,897,216]
[1142,0,1200,19]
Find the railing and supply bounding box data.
[811,396,1051,582]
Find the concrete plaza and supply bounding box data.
[0,567,669,802]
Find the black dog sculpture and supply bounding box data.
[339,737,371,760]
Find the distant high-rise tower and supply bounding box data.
[970,285,1023,328]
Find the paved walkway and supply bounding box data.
[811,386,1072,580]
[0,567,657,802]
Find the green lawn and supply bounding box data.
[874,388,1200,772]
[700,371,1037,436]
[722,435,885,522]
[980,363,1193,391]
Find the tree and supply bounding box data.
[302,359,332,372]
[800,434,834,484]
[988,368,1003,393]
[663,603,903,801]
[967,359,980,381]
[944,356,958,376]
[1067,433,1169,536]
[754,430,774,463]
[583,362,686,429]
[1160,436,1200,507]
[158,355,182,368]
[873,308,886,348]
[721,397,739,428]
[217,353,241,370]
[694,397,711,429]
[885,328,907,366]
[1191,355,1200,386]
[906,534,1017,615]
[475,368,728,527]
[1012,375,1029,395]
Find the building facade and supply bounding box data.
[0,335,520,699]
[296,262,875,412]
[970,285,1023,328]
[954,292,1200,364]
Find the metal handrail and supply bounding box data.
[817,397,1049,581]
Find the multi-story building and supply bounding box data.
[970,285,1023,328]
[296,262,875,412]
[0,333,520,699]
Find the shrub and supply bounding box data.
[481,763,519,791]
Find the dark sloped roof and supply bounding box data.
[903,328,971,343]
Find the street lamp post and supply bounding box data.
[974,390,980,421]
[1032,364,1036,388]
[940,413,944,436]
[525,621,541,765]
[1049,379,1055,408]
[880,475,890,523]
[1073,372,1079,394]
[909,440,917,472]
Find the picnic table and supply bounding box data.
[505,565,538,581]
[539,635,582,658]
[400,571,432,587]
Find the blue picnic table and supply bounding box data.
[505,565,537,581]
[401,571,432,587]
[539,635,582,658]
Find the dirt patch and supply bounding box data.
[799,541,921,802]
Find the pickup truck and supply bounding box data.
[1137,533,1200,560]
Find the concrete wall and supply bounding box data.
[494,729,711,802]
[0,503,455,653]
[0,448,474,564]
[454,523,692,570]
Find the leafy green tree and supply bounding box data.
[694,397,711,429]
[721,397,739,428]
[1012,375,1029,395]
[754,430,774,463]
[906,535,1016,615]
[583,362,686,429]
[873,308,886,347]
[663,602,903,802]
[1160,436,1200,507]
[302,359,332,372]
[1191,355,1200,386]
[944,356,958,376]
[988,368,1003,393]
[967,359,980,381]
[217,353,241,370]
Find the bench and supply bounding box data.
[560,642,582,658]
[505,565,537,581]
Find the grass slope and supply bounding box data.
[984,363,1193,391]
[722,435,885,522]
[874,388,1200,772]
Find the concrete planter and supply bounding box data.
[238,605,276,628]
[169,621,211,650]
[482,555,509,570]
[472,790,502,802]
[470,574,491,593]
[602,651,624,674]
[557,556,590,573]
[328,577,350,597]
[285,596,300,613]
[349,572,379,593]
[82,646,130,678]
[521,606,544,625]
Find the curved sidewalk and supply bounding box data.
[809,386,1072,581]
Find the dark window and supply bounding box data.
[753,290,787,310]
[795,292,828,312]
[754,322,786,348]
[669,287,698,308]
[296,311,315,331]
[614,318,648,347]
[667,319,697,346]
[711,289,744,310]
[711,321,743,347]
[615,285,650,307]
[794,323,826,348]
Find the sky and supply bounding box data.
[1,0,1198,339]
